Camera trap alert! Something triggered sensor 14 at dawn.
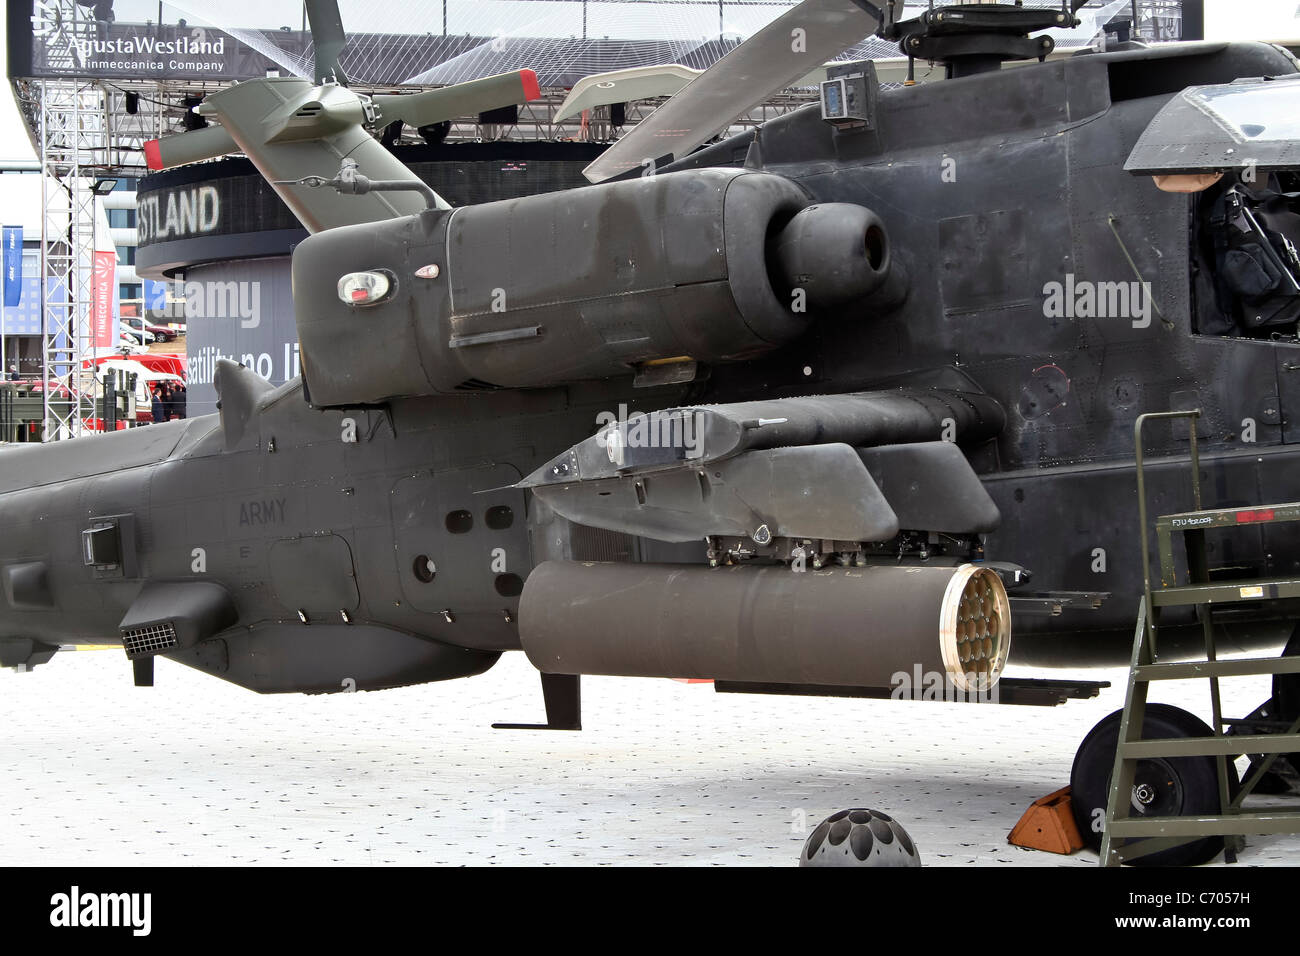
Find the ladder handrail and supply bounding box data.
[1134,409,1202,653]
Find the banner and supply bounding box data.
[20,1,296,83]
[1,276,65,336]
[3,227,22,308]
[91,251,117,348]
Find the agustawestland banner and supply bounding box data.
[13,0,300,82]
[9,0,468,83]
[91,250,117,348]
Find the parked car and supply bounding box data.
[119,324,155,346]
[124,315,177,343]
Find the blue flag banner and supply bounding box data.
[2,227,22,308]
[2,275,65,336]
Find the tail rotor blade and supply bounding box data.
[372,69,541,129]
[144,126,238,170]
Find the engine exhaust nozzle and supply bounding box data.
[771,202,892,309]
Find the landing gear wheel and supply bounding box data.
[1070,703,1238,867]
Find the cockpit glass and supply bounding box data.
[1125,76,1300,174]
[1190,82,1300,142]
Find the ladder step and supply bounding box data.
[1119,733,1300,758]
[1109,810,1300,838]
[1151,577,1300,607]
[1157,502,1300,532]
[1133,656,1300,681]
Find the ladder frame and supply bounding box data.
[1100,409,1300,866]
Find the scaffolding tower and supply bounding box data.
[38,78,105,441]
[30,0,107,440]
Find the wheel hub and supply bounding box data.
[1130,759,1183,815]
[1132,783,1157,807]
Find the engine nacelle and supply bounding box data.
[292,169,892,404]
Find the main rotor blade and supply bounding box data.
[306,0,349,85]
[582,0,882,183]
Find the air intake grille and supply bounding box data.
[571,523,635,562]
[121,622,178,659]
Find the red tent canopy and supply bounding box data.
[85,353,186,380]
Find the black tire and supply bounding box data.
[1070,703,1237,867]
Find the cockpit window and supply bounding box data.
[1193,82,1300,143]
[1126,76,1300,176]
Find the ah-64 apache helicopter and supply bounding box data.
[3,0,1300,864]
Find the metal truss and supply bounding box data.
[36,75,104,441]
[29,0,111,440]
[17,1,175,440]
[1134,0,1184,43]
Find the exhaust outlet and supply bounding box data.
[519,562,1010,693]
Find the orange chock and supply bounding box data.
[1007,786,1086,855]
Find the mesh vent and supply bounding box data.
[571,523,635,562]
[121,622,178,659]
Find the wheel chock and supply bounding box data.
[1008,786,1086,854]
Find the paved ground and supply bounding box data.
[1,648,1297,866]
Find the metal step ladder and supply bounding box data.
[1100,409,1300,866]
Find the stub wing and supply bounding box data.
[517,390,1003,543]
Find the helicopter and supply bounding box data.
[3,0,1300,865]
